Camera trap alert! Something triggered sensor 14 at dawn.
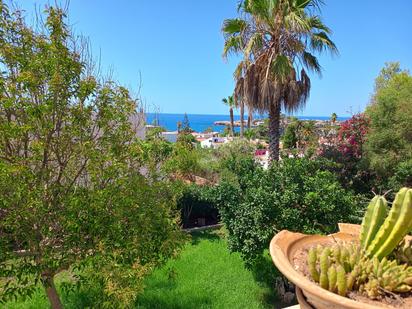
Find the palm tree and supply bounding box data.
[222,0,337,161]
[222,95,236,136]
[331,112,337,124]
[247,105,253,129]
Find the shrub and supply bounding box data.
[214,158,361,266]
[176,184,219,228]
[318,114,373,194]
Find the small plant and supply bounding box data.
[307,188,412,299]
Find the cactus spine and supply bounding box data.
[359,195,387,250]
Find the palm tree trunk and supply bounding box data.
[43,275,63,309]
[268,102,281,162]
[247,107,252,129]
[240,101,245,137]
[229,107,234,137]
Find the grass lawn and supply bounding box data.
[136,228,279,309]
[5,228,281,309]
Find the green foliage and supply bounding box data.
[163,142,200,179]
[215,157,361,266]
[181,113,193,134]
[0,3,184,307]
[4,229,277,308]
[282,119,317,155]
[365,63,412,186]
[176,184,218,228]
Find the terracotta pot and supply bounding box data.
[269,223,379,309]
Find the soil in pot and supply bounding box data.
[292,238,412,309]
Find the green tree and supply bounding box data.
[373,62,404,93]
[214,158,360,266]
[365,63,412,185]
[182,113,193,133]
[222,0,337,161]
[331,112,337,124]
[222,96,236,136]
[0,4,184,308]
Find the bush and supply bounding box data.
[214,158,362,266]
[317,114,373,194]
[176,184,219,228]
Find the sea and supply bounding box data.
[146,113,350,133]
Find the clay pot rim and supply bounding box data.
[269,223,379,309]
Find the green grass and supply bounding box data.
[136,229,278,309]
[4,228,280,309]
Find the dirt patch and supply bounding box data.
[292,239,412,308]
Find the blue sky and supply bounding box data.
[20,1,412,117]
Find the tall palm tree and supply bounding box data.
[222,95,236,136]
[331,112,337,124]
[222,0,337,161]
[247,105,253,129]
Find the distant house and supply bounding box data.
[200,136,229,149]
[161,131,179,143]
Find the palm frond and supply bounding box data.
[244,32,264,59]
[223,36,243,58]
[301,51,322,75]
[271,54,293,81]
[222,18,248,36]
[310,31,338,55]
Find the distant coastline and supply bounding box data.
[145,113,350,133]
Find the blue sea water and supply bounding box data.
[146,113,349,133]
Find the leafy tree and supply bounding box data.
[222,0,337,161]
[0,4,184,308]
[373,62,404,93]
[214,158,360,266]
[365,63,412,185]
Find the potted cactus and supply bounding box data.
[270,188,412,308]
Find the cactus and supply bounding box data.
[307,242,412,299]
[359,195,387,250]
[328,265,337,292]
[305,188,412,300]
[319,247,330,289]
[366,188,409,257]
[336,265,347,296]
[308,247,319,281]
[374,189,412,259]
[393,239,412,265]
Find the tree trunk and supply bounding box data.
[247,107,252,129]
[229,107,234,137]
[43,275,63,309]
[240,101,245,137]
[268,102,281,162]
